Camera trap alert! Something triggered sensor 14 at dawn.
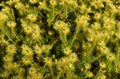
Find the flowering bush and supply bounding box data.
[0,0,120,79]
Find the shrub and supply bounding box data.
[0,0,120,79]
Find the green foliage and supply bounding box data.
[0,0,120,79]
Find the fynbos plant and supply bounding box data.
[0,0,120,79]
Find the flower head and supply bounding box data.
[106,53,115,61]
[1,6,11,13]
[54,20,66,30]
[7,21,16,28]
[50,0,57,6]
[33,44,42,55]
[84,63,91,70]
[44,57,52,67]
[69,53,78,63]
[97,74,106,79]
[22,57,32,65]
[14,2,24,9]
[86,71,94,78]
[75,15,89,27]
[0,12,8,23]
[99,62,106,69]
[26,14,37,22]
[24,26,33,35]
[29,0,38,4]
[21,44,33,57]
[6,44,17,55]
[63,47,72,55]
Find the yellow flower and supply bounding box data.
[103,23,111,30]
[1,71,9,78]
[86,71,94,78]
[48,30,54,36]
[63,47,72,55]
[0,39,9,46]
[0,12,8,23]
[6,44,17,55]
[1,6,11,13]
[44,57,52,67]
[91,1,104,9]
[25,49,33,57]
[103,11,110,17]
[103,31,110,39]
[116,33,120,39]
[50,0,57,6]
[97,74,106,79]
[60,57,69,65]
[6,0,14,6]
[29,0,38,4]
[98,41,105,47]
[42,45,52,53]
[38,1,48,10]
[100,47,109,55]
[12,62,19,69]
[62,26,70,35]
[109,4,118,13]
[3,55,13,62]
[66,0,75,5]
[54,21,70,35]
[54,20,66,30]
[22,46,33,57]
[24,26,32,35]
[26,14,37,22]
[4,63,13,70]
[36,73,43,79]
[32,32,40,40]
[75,15,89,27]
[7,21,16,28]
[33,44,42,55]
[99,62,106,69]
[95,32,102,40]
[21,44,29,51]
[80,4,87,14]
[14,2,24,9]
[68,63,74,70]
[19,68,25,74]
[32,24,40,32]
[106,53,115,61]
[13,0,20,3]
[29,67,37,74]
[94,12,101,20]
[91,22,101,30]
[86,34,94,42]
[20,19,28,27]
[69,53,78,63]
[59,0,65,5]
[84,63,91,70]
[22,57,31,65]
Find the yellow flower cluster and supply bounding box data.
[0,0,120,79]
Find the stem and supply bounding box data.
[41,64,47,74]
[69,25,80,48]
[53,6,55,16]
[56,72,62,79]
[65,5,67,18]
[11,28,19,40]
[50,67,54,78]
[0,25,13,42]
[59,30,67,47]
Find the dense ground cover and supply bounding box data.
[0,0,120,79]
